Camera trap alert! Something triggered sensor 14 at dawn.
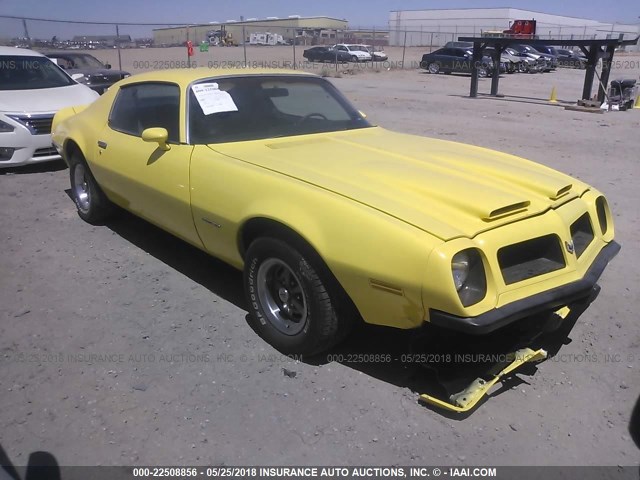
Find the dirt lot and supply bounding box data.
[1,47,640,468]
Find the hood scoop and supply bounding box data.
[549,183,573,200]
[484,201,530,221]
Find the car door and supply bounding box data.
[453,49,471,73]
[310,48,322,61]
[96,81,201,246]
[336,45,350,58]
[438,48,456,71]
[426,48,445,69]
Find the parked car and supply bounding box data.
[556,48,587,69]
[44,52,130,94]
[504,47,542,72]
[444,41,474,49]
[0,47,98,168]
[51,68,619,355]
[420,48,494,77]
[508,44,554,71]
[484,47,520,74]
[302,46,350,63]
[354,44,388,61]
[530,44,559,69]
[332,44,372,62]
[507,44,548,71]
[443,43,527,74]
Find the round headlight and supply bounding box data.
[451,251,470,291]
[451,249,487,307]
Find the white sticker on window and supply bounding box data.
[191,83,238,115]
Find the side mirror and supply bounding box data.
[105,63,112,69]
[142,127,170,151]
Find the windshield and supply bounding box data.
[0,55,76,90]
[55,54,105,69]
[188,75,371,144]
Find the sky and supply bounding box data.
[1,0,639,39]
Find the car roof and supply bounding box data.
[42,51,93,57]
[117,68,317,88]
[441,47,468,52]
[0,46,45,57]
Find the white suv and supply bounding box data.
[0,47,98,168]
[332,44,372,62]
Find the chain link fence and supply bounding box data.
[1,15,638,76]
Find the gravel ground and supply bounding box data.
[1,48,639,468]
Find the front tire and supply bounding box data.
[244,237,342,355]
[69,153,113,224]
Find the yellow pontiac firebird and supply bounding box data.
[52,68,619,355]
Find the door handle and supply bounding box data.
[97,141,107,149]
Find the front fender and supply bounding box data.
[189,146,440,329]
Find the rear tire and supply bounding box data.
[428,62,440,74]
[69,152,114,224]
[244,237,346,355]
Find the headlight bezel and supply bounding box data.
[595,196,609,235]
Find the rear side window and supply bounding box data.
[109,82,180,142]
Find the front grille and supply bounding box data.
[10,114,54,135]
[33,147,58,158]
[570,213,594,258]
[498,234,566,285]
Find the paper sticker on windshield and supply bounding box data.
[191,83,238,115]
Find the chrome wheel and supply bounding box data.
[73,163,91,213]
[428,62,440,74]
[256,258,308,335]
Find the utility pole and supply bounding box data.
[22,18,31,47]
[115,24,123,71]
[241,15,247,67]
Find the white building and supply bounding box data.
[389,8,640,50]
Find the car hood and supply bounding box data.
[0,84,98,113]
[209,127,588,241]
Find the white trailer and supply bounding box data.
[249,32,284,46]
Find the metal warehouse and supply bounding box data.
[389,8,640,50]
[153,16,348,46]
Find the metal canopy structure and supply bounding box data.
[458,35,640,102]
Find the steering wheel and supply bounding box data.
[297,113,328,124]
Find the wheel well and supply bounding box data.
[239,217,362,328]
[239,218,309,260]
[64,139,82,164]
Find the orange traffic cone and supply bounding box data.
[548,86,558,103]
